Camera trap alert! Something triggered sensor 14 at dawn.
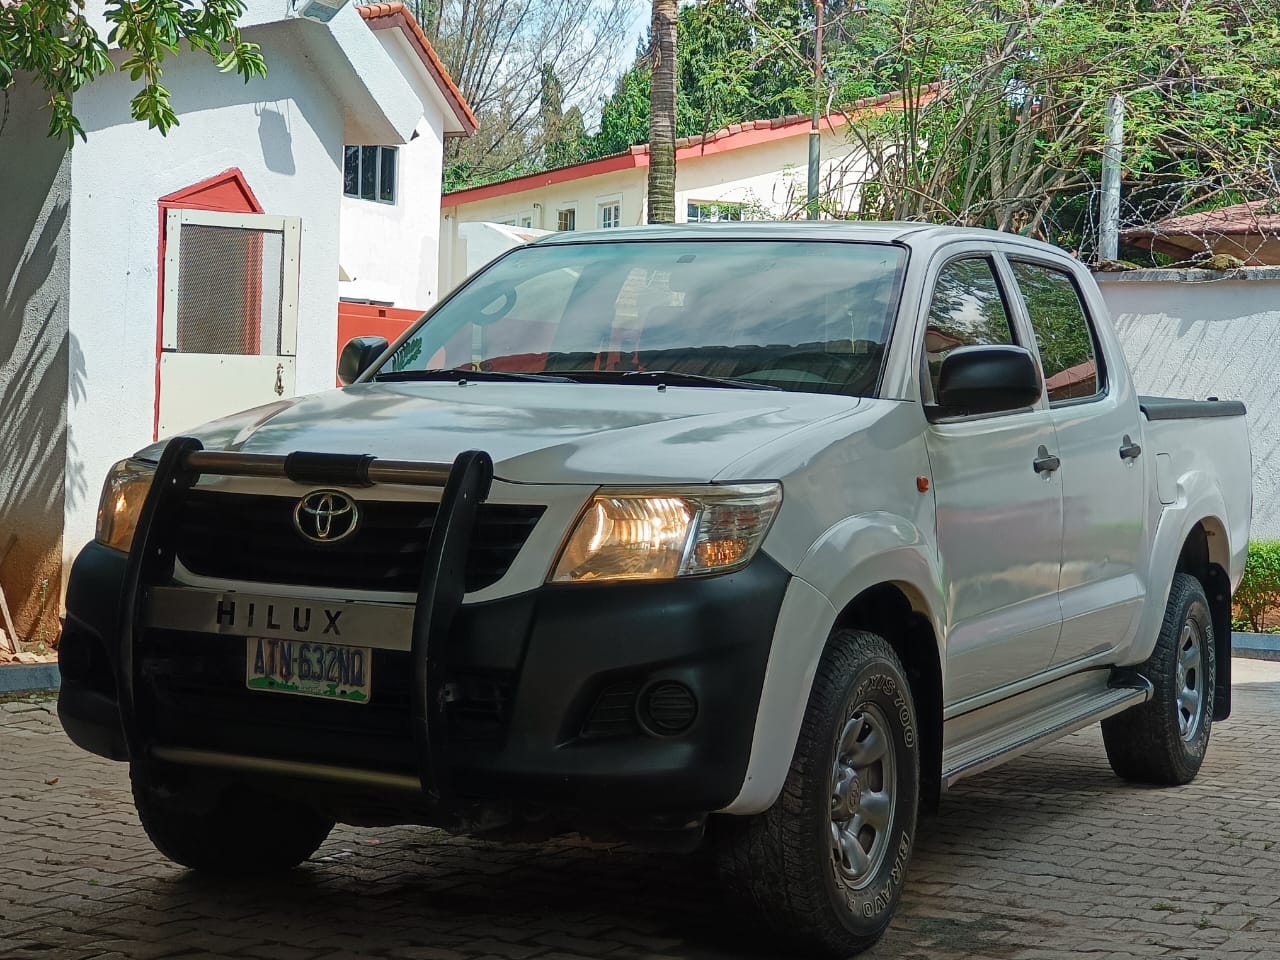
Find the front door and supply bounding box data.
[921,255,1064,706]
[158,209,301,436]
[1005,258,1148,667]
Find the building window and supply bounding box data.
[687,200,744,223]
[598,200,621,229]
[556,207,576,231]
[520,213,534,228]
[343,146,397,204]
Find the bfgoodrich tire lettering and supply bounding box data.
[717,630,920,958]
[131,764,334,875]
[1102,573,1215,786]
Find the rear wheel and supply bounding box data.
[717,630,920,958]
[132,765,333,875]
[1102,573,1215,785]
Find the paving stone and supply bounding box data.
[4,666,1280,959]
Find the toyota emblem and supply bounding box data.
[294,490,360,544]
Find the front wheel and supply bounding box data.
[1102,573,1216,785]
[717,629,920,958]
[132,765,334,875]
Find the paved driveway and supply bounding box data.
[4,659,1279,960]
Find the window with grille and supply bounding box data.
[343,145,397,204]
[598,201,621,229]
[162,209,300,358]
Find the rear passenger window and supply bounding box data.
[1010,261,1102,403]
[923,257,1016,402]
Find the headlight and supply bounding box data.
[550,483,782,583]
[95,459,155,553]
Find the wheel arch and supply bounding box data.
[1174,518,1233,721]
[831,582,943,813]
[722,519,945,816]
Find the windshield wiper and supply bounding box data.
[374,368,572,384]
[545,369,782,391]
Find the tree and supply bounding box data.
[647,0,678,223]
[842,0,1280,255]
[411,0,635,190]
[0,0,266,144]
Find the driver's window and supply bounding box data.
[921,257,1016,403]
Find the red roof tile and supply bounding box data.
[357,2,477,136]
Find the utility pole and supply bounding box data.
[806,0,825,220]
[1099,94,1125,261]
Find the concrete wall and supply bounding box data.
[0,80,72,646]
[338,28,448,310]
[1096,269,1280,540]
[65,19,348,557]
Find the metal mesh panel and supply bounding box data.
[176,224,285,355]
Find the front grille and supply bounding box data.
[174,490,544,593]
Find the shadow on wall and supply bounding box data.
[0,84,79,646]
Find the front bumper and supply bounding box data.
[59,456,790,829]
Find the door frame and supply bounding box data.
[154,169,266,440]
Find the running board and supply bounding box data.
[941,675,1152,789]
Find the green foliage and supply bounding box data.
[0,0,267,145]
[846,0,1280,247]
[1233,540,1280,634]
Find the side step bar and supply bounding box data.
[942,677,1152,789]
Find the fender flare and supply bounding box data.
[1125,470,1234,668]
[721,512,943,814]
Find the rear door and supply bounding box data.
[921,253,1064,705]
[1004,257,1147,667]
[159,209,301,435]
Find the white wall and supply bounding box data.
[0,78,71,644]
[675,127,866,218]
[65,20,347,554]
[338,28,449,310]
[1097,270,1280,540]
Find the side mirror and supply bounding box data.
[337,336,389,386]
[936,345,1042,415]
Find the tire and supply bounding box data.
[131,765,334,875]
[1102,573,1216,785]
[717,630,920,958]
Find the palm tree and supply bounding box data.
[647,0,678,224]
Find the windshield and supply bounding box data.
[375,239,907,396]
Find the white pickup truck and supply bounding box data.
[59,224,1250,957]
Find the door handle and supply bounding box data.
[274,363,285,397]
[1119,435,1142,461]
[1033,445,1061,475]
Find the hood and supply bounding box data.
[136,381,861,484]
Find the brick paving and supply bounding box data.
[3,659,1279,960]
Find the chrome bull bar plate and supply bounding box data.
[144,586,415,651]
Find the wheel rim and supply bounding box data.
[1176,618,1205,742]
[830,703,897,890]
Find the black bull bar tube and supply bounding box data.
[116,436,495,808]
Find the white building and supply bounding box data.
[0,0,470,646]
[339,2,477,310]
[438,90,922,290]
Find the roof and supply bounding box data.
[1121,200,1280,265]
[357,2,477,137]
[443,84,941,207]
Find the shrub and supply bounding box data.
[1233,540,1280,633]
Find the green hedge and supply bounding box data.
[1233,540,1280,633]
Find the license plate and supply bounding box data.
[245,637,372,704]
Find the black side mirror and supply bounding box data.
[936,345,1042,415]
[337,336,389,386]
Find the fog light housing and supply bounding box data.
[638,681,698,737]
